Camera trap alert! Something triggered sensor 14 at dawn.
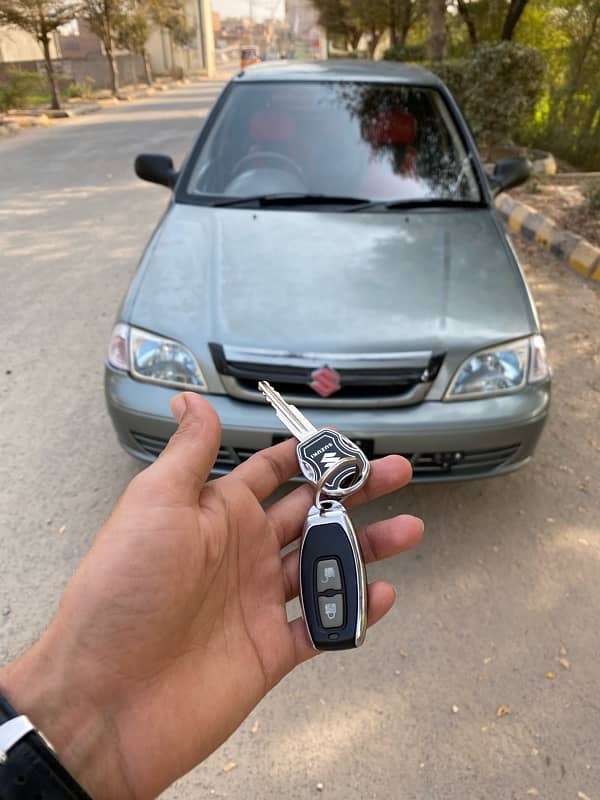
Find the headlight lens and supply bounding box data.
[130,327,207,390]
[107,322,129,371]
[107,323,207,390]
[529,334,550,383]
[446,337,538,400]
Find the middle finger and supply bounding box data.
[267,454,413,548]
[280,512,423,601]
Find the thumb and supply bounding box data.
[151,392,222,500]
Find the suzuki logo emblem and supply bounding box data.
[310,366,341,398]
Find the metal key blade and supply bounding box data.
[258,380,370,496]
[258,380,318,442]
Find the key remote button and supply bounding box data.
[318,594,344,629]
[316,559,342,591]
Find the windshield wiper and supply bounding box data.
[346,197,485,212]
[210,193,371,209]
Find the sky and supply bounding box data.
[211,0,285,21]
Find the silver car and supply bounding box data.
[105,60,551,481]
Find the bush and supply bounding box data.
[64,76,96,99]
[429,42,546,149]
[383,43,427,62]
[0,69,47,112]
[584,180,600,213]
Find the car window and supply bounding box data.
[186,81,482,203]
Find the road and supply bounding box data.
[1,82,599,800]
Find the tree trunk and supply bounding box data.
[368,29,381,59]
[106,41,119,95]
[456,0,478,45]
[428,0,446,62]
[142,50,152,85]
[399,1,413,46]
[388,0,399,47]
[41,34,60,110]
[501,0,529,41]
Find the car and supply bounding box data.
[240,45,260,69]
[105,60,551,482]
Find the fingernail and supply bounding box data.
[170,393,187,423]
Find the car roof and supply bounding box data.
[233,59,444,87]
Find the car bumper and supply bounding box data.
[105,367,550,482]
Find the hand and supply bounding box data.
[0,393,422,799]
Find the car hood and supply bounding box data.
[129,204,536,355]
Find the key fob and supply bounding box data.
[300,501,367,651]
[297,428,370,495]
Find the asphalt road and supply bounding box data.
[1,82,599,800]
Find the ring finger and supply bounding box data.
[280,512,423,601]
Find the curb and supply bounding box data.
[496,193,600,283]
[531,153,557,176]
[0,79,201,138]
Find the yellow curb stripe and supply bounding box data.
[569,241,600,277]
[508,203,533,232]
[591,262,600,282]
[535,220,558,247]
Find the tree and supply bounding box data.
[81,0,124,95]
[311,0,363,50]
[428,0,446,59]
[115,0,152,84]
[311,0,421,56]
[0,0,77,109]
[501,0,529,39]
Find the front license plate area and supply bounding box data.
[272,435,374,460]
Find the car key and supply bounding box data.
[258,380,370,496]
[300,496,367,651]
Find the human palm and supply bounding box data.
[1,393,422,799]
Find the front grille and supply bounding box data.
[409,444,520,478]
[210,343,444,408]
[130,432,520,480]
[130,432,168,457]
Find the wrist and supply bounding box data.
[0,636,136,800]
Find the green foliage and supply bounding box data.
[311,0,423,56]
[584,180,600,213]
[518,0,600,170]
[383,42,427,60]
[429,42,546,147]
[0,69,47,111]
[427,57,468,100]
[116,3,149,54]
[64,76,96,99]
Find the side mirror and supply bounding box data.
[134,154,178,189]
[489,157,531,196]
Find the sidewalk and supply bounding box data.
[0,72,227,138]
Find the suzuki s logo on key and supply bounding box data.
[321,451,342,469]
[310,366,341,398]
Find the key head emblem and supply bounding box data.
[310,366,341,398]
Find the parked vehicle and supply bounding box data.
[240,45,260,69]
[105,60,550,481]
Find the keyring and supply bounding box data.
[313,455,365,508]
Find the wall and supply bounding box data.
[0,53,145,90]
[0,26,59,63]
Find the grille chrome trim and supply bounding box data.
[221,344,434,370]
[219,374,430,408]
[211,343,444,408]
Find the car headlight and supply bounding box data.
[107,323,207,391]
[445,335,549,400]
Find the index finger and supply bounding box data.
[229,437,300,501]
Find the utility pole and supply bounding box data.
[196,0,216,77]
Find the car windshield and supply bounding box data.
[186,81,482,206]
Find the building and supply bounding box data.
[0,27,59,63]
[58,20,102,60]
[145,0,215,77]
